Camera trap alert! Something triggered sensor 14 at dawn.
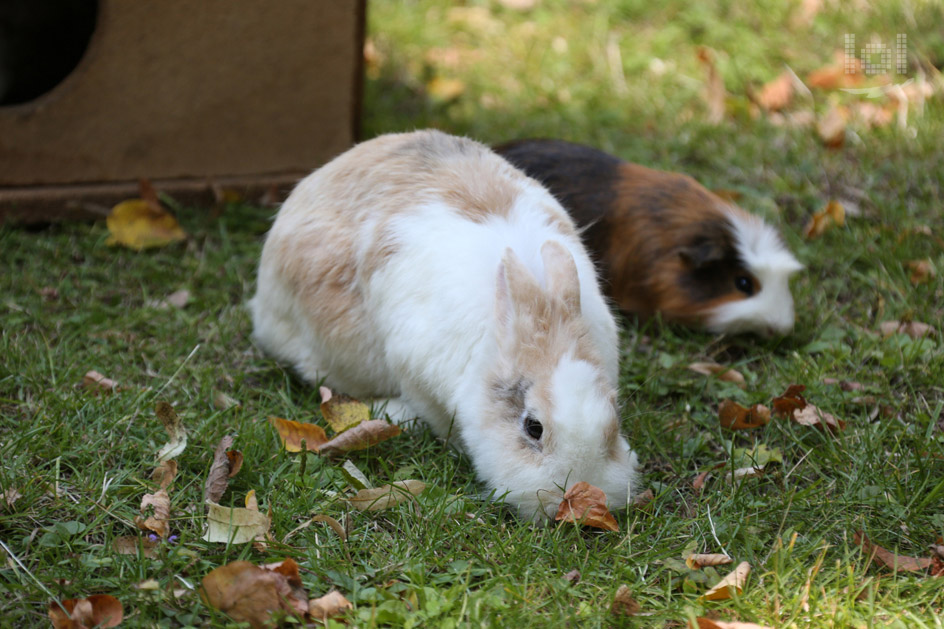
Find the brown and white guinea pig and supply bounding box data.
[493,139,803,336]
[250,130,637,521]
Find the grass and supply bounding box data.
[2,0,944,626]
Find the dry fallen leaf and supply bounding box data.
[633,488,655,508]
[319,387,370,433]
[610,584,641,616]
[906,260,935,285]
[688,362,746,388]
[854,531,942,575]
[699,561,751,601]
[312,514,348,541]
[563,569,581,584]
[82,370,119,393]
[806,53,862,90]
[696,47,727,124]
[213,390,241,411]
[156,401,187,462]
[318,419,402,456]
[347,480,426,512]
[554,481,619,531]
[49,594,124,629]
[693,619,775,629]
[804,200,845,239]
[204,436,238,504]
[112,535,158,558]
[793,404,846,433]
[135,489,171,538]
[200,560,305,627]
[686,553,734,570]
[105,190,187,251]
[269,416,329,452]
[308,590,353,622]
[879,320,935,339]
[0,488,22,509]
[203,499,271,544]
[718,400,771,430]
[756,72,794,112]
[817,105,847,149]
[151,460,177,490]
[771,384,807,418]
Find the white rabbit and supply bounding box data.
[250,130,638,520]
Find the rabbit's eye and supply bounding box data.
[523,414,543,440]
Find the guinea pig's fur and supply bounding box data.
[250,130,637,520]
[494,139,803,336]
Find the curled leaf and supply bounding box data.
[854,531,938,574]
[151,460,177,490]
[135,489,170,538]
[341,460,372,490]
[347,480,426,512]
[793,404,846,433]
[318,419,402,456]
[816,105,847,149]
[756,71,794,112]
[49,594,124,629]
[82,370,119,393]
[156,402,187,462]
[699,561,751,601]
[203,500,271,544]
[688,362,746,388]
[686,553,734,569]
[554,481,619,531]
[771,384,807,418]
[308,590,353,621]
[319,387,370,433]
[804,200,845,238]
[200,560,305,627]
[204,435,236,504]
[269,416,329,453]
[610,584,641,616]
[719,400,770,430]
[213,390,241,411]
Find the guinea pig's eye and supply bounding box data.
[523,413,543,440]
[734,275,754,296]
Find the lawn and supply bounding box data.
[2,0,944,626]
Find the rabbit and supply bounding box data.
[250,130,638,521]
[493,138,803,336]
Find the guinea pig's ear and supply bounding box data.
[678,221,732,268]
[541,240,580,315]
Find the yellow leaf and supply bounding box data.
[699,561,751,601]
[203,501,271,544]
[106,199,186,250]
[319,387,370,433]
[804,200,845,238]
[268,416,329,452]
[427,76,465,102]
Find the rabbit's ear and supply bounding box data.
[496,248,540,341]
[541,240,580,315]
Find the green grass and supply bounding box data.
[3,1,944,626]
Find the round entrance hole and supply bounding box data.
[0,0,98,106]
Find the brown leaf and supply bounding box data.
[308,590,353,621]
[804,200,845,238]
[151,460,177,490]
[318,419,402,456]
[226,450,244,478]
[200,560,304,628]
[554,481,619,531]
[633,488,655,508]
[756,72,794,112]
[692,470,711,492]
[806,53,862,90]
[906,260,935,285]
[0,488,21,509]
[112,535,158,558]
[718,400,771,430]
[879,320,935,339]
[319,387,370,433]
[49,594,124,629]
[156,401,187,461]
[311,514,347,541]
[823,378,865,392]
[686,553,734,569]
[699,561,751,601]
[817,105,847,149]
[268,416,329,452]
[610,584,641,616]
[213,390,241,411]
[204,435,236,504]
[82,370,119,393]
[688,362,746,388]
[771,384,807,418]
[563,569,581,584]
[347,480,426,511]
[854,531,939,575]
[696,47,726,124]
[793,404,846,433]
[135,489,170,538]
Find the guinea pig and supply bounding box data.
[250,130,638,521]
[493,139,803,336]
